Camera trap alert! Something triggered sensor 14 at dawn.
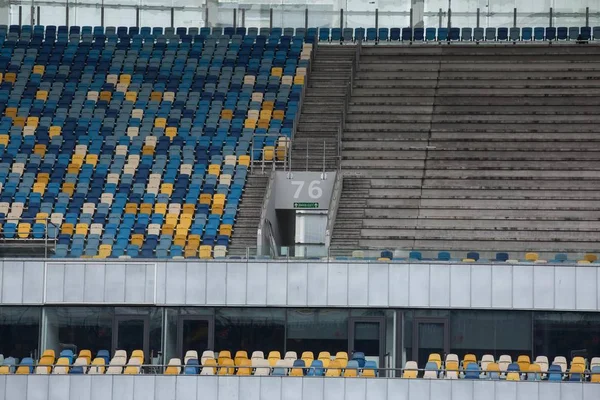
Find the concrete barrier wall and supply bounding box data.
[1,376,600,400]
[1,259,599,311]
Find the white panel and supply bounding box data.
[246,263,268,306]
[281,377,303,400]
[539,382,560,400]
[125,264,148,303]
[451,380,474,400]
[206,262,227,305]
[368,264,389,307]
[348,263,368,306]
[238,375,260,400]
[196,376,218,400]
[83,263,106,302]
[133,376,155,400]
[90,375,113,400]
[144,264,155,304]
[583,383,600,400]
[473,380,495,400]
[388,264,410,307]
[533,265,555,309]
[2,260,24,303]
[185,262,207,305]
[408,264,429,307]
[345,378,366,400]
[0,376,5,400]
[63,263,85,302]
[165,262,186,304]
[27,375,49,400]
[217,376,239,400]
[555,267,576,310]
[471,265,492,308]
[154,376,175,400]
[327,263,348,306]
[430,264,450,307]
[491,265,512,308]
[301,378,324,400]
[266,262,288,306]
[0,263,3,306]
[112,376,134,400]
[175,376,198,399]
[104,263,126,303]
[227,262,248,305]
[512,265,534,309]
[48,375,70,400]
[576,267,597,311]
[307,263,328,306]
[322,378,345,400]
[2,376,24,400]
[561,383,583,400]
[259,376,282,400]
[494,381,517,400]
[69,375,92,400]
[22,262,44,304]
[450,265,471,308]
[429,379,448,399]
[155,262,167,305]
[516,381,539,400]
[287,263,308,306]
[365,379,387,399]
[387,379,409,400]
[407,379,430,400]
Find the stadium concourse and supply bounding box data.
[2,13,600,400]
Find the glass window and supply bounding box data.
[215,309,285,354]
[287,309,348,355]
[450,310,532,360]
[534,312,600,360]
[114,307,162,362]
[0,307,41,359]
[44,307,113,356]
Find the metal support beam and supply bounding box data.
[476,8,480,28]
[242,8,245,28]
[136,6,139,28]
[101,6,104,27]
[269,8,273,29]
[170,7,174,28]
[549,7,553,28]
[37,6,40,25]
[233,8,236,29]
[409,8,413,29]
[438,8,442,29]
[340,8,343,30]
[586,7,590,27]
[204,7,208,27]
[304,8,308,29]
[18,6,21,26]
[65,0,69,28]
[375,8,379,33]
[513,8,517,27]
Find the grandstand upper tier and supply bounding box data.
[331,45,600,259]
[0,25,310,258]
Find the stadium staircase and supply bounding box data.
[331,45,600,258]
[227,174,268,256]
[291,46,355,171]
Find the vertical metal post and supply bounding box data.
[269,8,273,29]
[242,8,245,28]
[136,6,140,28]
[204,6,209,27]
[586,7,589,27]
[18,6,21,28]
[549,7,553,28]
[476,8,480,28]
[305,8,308,29]
[513,8,517,28]
[101,5,105,27]
[438,8,442,29]
[306,138,309,172]
[30,5,34,25]
[65,0,69,28]
[340,8,344,30]
[375,8,379,33]
[409,8,413,29]
[448,8,452,30]
[37,6,40,25]
[322,139,326,174]
[233,8,236,29]
[170,7,174,28]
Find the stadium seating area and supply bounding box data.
[0,25,309,258]
[346,251,600,264]
[2,349,600,381]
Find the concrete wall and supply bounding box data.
[1,376,600,400]
[1,259,600,311]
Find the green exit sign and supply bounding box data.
[294,202,319,209]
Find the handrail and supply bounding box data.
[0,217,59,258]
[256,165,276,257]
[264,219,278,258]
[324,171,343,251]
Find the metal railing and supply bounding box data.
[0,217,59,258]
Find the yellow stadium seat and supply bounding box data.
[334,352,348,368]
[0,366,9,374]
[165,127,177,140]
[54,357,70,374]
[234,351,248,366]
[37,173,49,184]
[428,353,442,369]
[49,126,61,137]
[4,72,16,83]
[402,361,418,378]
[200,194,212,205]
[165,214,179,227]
[36,90,48,101]
[18,223,31,238]
[592,367,600,383]
[85,154,98,166]
[75,223,89,236]
[131,234,144,247]
[238,155,250,167]
[208,164,220,177]
[79,350,92,364]
[294,75,305,85]
[162,224,175,235]
[155,117,166,128]
[125,203,138,215]
[34,144,46,156]
[61,223,74,235]
[257,119,270,129]
[463,354,477,368]
[200,245,212,259]
[154,203,167,215]
[120,74,131,84]
[182,204,195,215]
[585,253,598,262]
[99,91,111,101]
[263,146,274,161]
[139,204,153,215]
[268,351,281,367]
[150,91,162,101]
[271,67,283,77]
[160,183,173,195]
[33,182,46,195]
[517,355,531,372]
[0,135,8,146]
[525,252,539,261]
[184,248,198,258]
[218,350,232,365]
[219,224,232,237]
[4,107,17,117]
[572,356,585,369]
[213,194,226,206]
[578,260,591,264]
[13,116,25,127]
[221,110,233,119]
[244,118,257,129]
[362,367,376,378]
[131,350,144,364]
[142,145,154,155]
[125,91,137,102]
[26,116,39,127]
[16,364,31,375]
[164,359,181,375]
[35,212,49,225]
[325,360,342,377]
[98,245,112,258]
[301,352,314,366]
[260,110,272,120]
[506,371,520,381]
[33,65,45,75]
[236,359,252,376]
[37,356,54,374]
[273,110,285,120]
[318,352,331,368]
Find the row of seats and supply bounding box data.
[408,353,600,382]
[317,26,598,42]
[0,26,311,257]
[343,251,600,264]
[3,25,600,43]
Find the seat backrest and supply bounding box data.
[424,361,438,379]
